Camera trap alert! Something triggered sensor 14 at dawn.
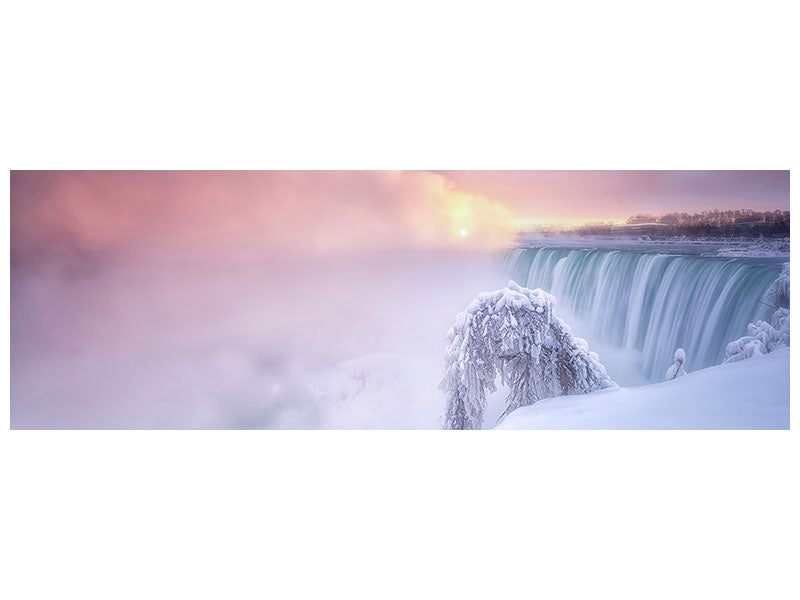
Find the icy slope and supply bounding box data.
[496,347,789,430]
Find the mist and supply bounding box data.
[11,171,515,428]
[13,249,507,428]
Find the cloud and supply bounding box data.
[10,171,516,262]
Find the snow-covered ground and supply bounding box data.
[496,347,789,429]
[711,237,790,258]
[298,343,789,430]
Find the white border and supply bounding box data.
[2,2,798,599]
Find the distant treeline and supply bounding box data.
[625,209,789,226]
[573,220,790,238]
[569,209,789,238]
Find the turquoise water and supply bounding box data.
[502,247,783,381]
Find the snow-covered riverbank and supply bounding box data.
[496,347,789,429]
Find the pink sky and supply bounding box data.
[439,170,789,224]
[11,171,789,258]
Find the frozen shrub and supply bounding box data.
[724,309,790,362]
[664,348,688,381]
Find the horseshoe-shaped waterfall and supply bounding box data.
[503,246,784,381]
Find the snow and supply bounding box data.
[713,238,790,258]
[302,344,788,430]
[496,347,789,429]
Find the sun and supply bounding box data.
[459,228,469,237]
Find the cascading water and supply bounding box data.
[502,247,783,381]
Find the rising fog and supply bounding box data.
[11,171,513,428]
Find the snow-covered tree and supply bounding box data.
[724,308,789,362]
[441,281,615,430]
[724,263,790,363]
[664,348,687,381]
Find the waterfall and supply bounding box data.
[502,247,782,380]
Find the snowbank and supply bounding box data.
[713,238,790,258]
[496,347,789,429]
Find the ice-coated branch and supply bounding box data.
[442,281,615,430]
